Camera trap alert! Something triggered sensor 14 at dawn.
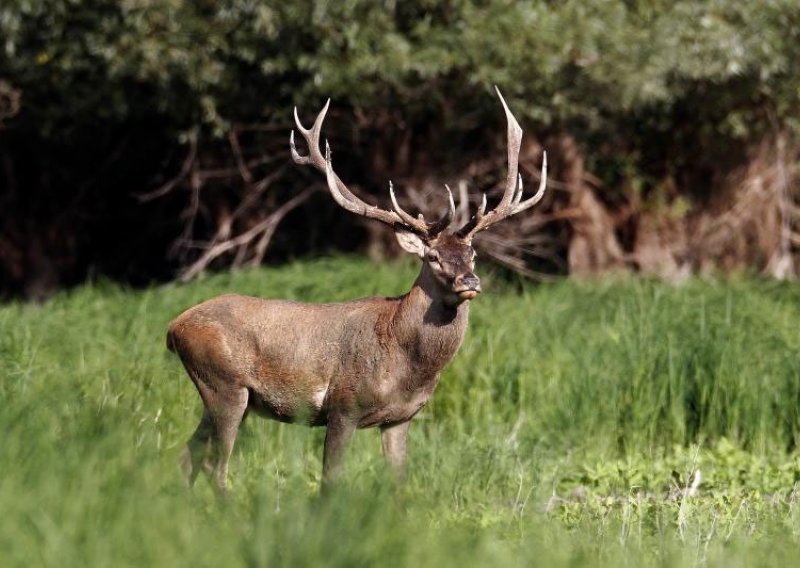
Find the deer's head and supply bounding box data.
[291,88,547,306]
[393,232,478,306]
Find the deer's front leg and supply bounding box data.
[380,420,411,481]
[321,412,357,493]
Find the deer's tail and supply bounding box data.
[166,325,177,353]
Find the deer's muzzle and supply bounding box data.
[454,273,481,300]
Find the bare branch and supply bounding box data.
[178,188,314,282]
[138,131,198,202]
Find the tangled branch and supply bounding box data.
[141,125,314,281]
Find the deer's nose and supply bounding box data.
[454,273,481,292]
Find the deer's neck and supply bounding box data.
[393,265,470,371]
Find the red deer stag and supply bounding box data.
[167,88,547,493]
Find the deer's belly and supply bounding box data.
[357,384,437,428]
[247,382,329,426]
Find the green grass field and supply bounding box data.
[3,257,800,566]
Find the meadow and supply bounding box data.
[2,256,800,567]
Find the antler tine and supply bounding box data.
[289,99,466,239]
[493,86,523,216]
[310,99,331,136]
[444,185,456,219]
[511,151,548,214]
[455,181,470,227]
[323,142,401,226]
[389,181,427,233]
[426,185,456,236]
[456,193,487,238]
[512,173,523,208]
[289,129,302,163]
[457,88,547,240]
[389,181,455,236]
[291,100,360,203]
[290,99,330,167]
[293,101,408,228]
[477,193,487,217]
[292,106,309,135]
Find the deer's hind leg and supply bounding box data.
[185,376,249,494]
[180,409,215,487]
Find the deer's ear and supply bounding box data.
[394,228,427,258]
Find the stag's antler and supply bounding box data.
[457,87,547,240]
[291,102,454,239]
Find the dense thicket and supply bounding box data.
[1,1,799,297]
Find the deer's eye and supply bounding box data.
[427,251,440,263]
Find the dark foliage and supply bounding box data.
[1,1,799,297]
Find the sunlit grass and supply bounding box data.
[2,257,800,566]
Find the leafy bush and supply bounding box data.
[1,1,799,295]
